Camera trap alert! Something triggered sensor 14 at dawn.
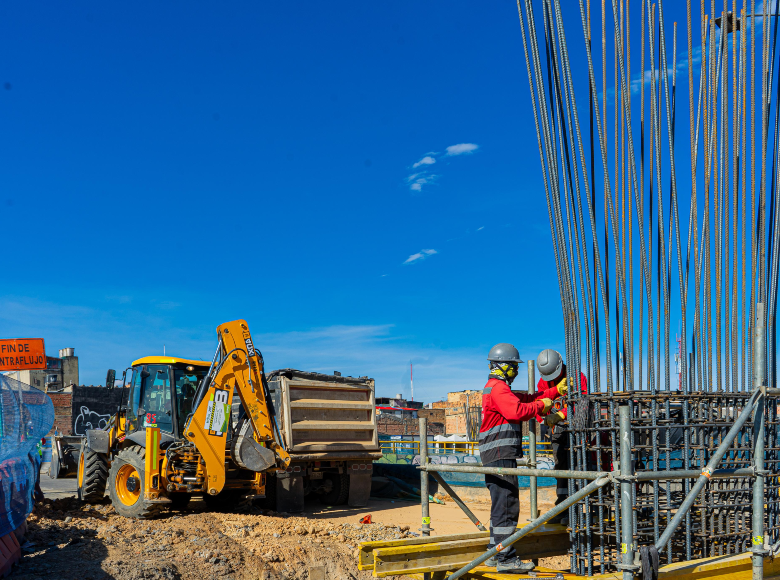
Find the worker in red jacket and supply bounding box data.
[535,349,587,524]
[478,343,566,574]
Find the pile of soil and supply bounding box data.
[10,498,415,580]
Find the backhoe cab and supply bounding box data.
[77,319,290,518]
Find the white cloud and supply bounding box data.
[406,172,437,192]
[628,46,702,94]
[403,248,437,264]
[445,143,479,156]
[477,226,484,231]
[413,156,436,168]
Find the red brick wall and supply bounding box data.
[47,392,73,436]
[418,408,445,424]
[377,415,444,436]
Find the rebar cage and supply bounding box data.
[564,391,780,575]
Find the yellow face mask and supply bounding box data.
[491,362,519,382]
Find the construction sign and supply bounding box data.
[0,338,46,371]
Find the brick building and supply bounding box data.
[44,386,126,437]
[48,392,74,436]
[377,414,444,437]
[418,407,444,425]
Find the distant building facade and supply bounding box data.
[5,348,79,391]
[375,394,423,420]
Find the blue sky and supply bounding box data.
[0,1,751,398]
[0,2,574,400]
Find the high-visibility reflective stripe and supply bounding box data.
[479,422,522,440]
[479,436,521,452]
[492,526,516,535]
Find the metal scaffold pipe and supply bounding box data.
[419,417,430,538]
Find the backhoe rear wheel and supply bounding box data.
[108,446,160,519]
[77,448,109,503]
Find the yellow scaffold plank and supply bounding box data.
[401,550,780,580]
[655,549,780,580]
[407,570,615,580]
[358,525,568,577]
[357,531,488,571]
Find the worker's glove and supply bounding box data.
[544,411,566,427]
[539,398,554,415]
[556,377,569,397]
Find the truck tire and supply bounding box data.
[319,472,349,505]
[108,446,160,519]
[258,473,277,510]
[77,448,109,503]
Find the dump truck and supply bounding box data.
[65,320,379,518]
[263,369,380,512]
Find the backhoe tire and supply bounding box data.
[77,448,109,503]
[108,446,160,519]
[319,471,349,506]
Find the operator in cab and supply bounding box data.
[478,343,567,574]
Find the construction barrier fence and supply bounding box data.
[0,374,54,537]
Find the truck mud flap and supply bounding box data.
[348,472,372,507]
[276,472,304,513]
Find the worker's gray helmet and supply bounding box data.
[537,349,563,381]
[487,343,523,363]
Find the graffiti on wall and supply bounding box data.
[73,406,110,435]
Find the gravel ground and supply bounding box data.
[10,497,416,580]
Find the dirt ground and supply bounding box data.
[10,480,568,580]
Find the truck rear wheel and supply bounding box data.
[108,446,160,519]
[319,472,349,505]
[77,448,109,503]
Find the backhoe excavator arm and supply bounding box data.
[183,319,291,496]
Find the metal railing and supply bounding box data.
[379,439,553,456]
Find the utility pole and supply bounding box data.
[411,362,414,402]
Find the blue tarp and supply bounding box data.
[0,375,54,536]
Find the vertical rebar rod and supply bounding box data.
[419,417,430,537]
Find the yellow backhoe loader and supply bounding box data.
[76,319,291,518]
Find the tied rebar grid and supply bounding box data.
[515,0,780,574]
[566,392,780,573]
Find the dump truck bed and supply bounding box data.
[266,369,380,461]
